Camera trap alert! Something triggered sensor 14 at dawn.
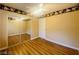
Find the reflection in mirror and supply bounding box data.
[8,17,20,46]
[8,17,31,47]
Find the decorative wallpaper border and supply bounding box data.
[40,4,79,18]
[8,17,15,20]
[0,4,27,15]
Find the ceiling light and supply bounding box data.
[39,3,43,7]
[32,8,44,16]
[31,3,45,17]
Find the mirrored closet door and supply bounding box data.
[8,14,31,47]
[8,17,21,46]
[0,11,8,50]
[0,10,8,55]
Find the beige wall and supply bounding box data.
[25,21,31,35]
[39,18,46,38]
[0,10,8,49]
[8,20,29,36]
[31,17,39,39]
[45,11,79,50]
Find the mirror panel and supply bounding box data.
[8,17,21,46]
[0,11,8,55]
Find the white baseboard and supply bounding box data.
[40,36,79,51]
[26,32,31,35]
[8,32,30,36]
[31,36,39,40]
[0,47,8,51]
[8,33,20,36]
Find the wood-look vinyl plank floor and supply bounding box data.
[6,38,78,55]
[8,34,30,46]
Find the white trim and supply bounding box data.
[31,36,39,40]
[8,33,20,36]
[8,32,30,36]
[26,31,31,35]
[41,37,79,51]
[0,47,8,51]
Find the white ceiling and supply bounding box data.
[2,3,78,17]
[42,3,78,14]
[2,3,40,12]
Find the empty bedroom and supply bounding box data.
[0,3,79,55]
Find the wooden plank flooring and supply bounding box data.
[6,38,78,55]
[8,34,30,46]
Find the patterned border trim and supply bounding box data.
[8,17,15,20]
[0,4,27,15]
[39,4,79,18]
